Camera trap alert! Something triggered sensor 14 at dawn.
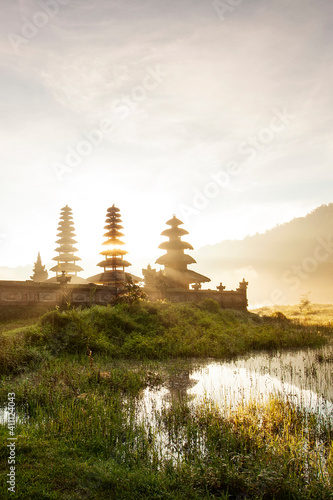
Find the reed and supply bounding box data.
[1,301,333,498]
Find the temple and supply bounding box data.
[87,205,139,287]
[30,252,48,282]
[48,205,86,284]
[0,205,248,311]
[155,215,210,289]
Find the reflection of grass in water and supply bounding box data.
[157,395,333,495]
[0,302,332,497]
[1,358,332,500]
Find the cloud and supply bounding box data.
[0,0,333,271]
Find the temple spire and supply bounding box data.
[92,205,132,286]
[50,205,83,279]
[30,252,48,282]
[155,215,210,289]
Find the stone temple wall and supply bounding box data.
[144,288,248,311]
[0,281,113,307]
[0,281,248,311]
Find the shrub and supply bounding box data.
[198,298,220,313]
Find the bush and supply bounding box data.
[270,311,289,322]
[0,333,46,375]
[198,298,220,313]
[0,301,330,374]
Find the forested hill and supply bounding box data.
[194,204,333,306]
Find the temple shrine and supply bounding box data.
[48,205,86,284]
[30,252,48,282]
[87,205,139,287]
[0,205,248,311]
[155,215,210,289]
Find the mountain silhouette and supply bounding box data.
[194,204,333,306]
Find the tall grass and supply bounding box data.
[252,303,333,326]
[0,305,53,334]
[1,300,333,498]
[1,300,331,375]
[1,368,332,499]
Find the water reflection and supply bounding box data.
[141,344,333,419]
[0,406,28,425]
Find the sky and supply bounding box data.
[1,0,333,282]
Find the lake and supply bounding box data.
[139,343,333,421]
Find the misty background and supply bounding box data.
[1,0,333,306]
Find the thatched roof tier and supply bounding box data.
[54,245,79,253]
[104,223,123,230]
[100,248,128,256]
[103,230,125,238]
[165,268,210,285]
[165,216,184,226]
[57,219,74,225]
[107,205,121,213]
[158,240,194,251]
[87,271,142,285]
[97,258,131,268]
[106,214,122,220]
[56,231,76,238]
[50,263,84,273]
[52,254,82,262]
[57,225,75,231]
[102,238,125,246]
[156,253,196,267]
[58,220,75,227]
[161,227,189,238]
[56,237,78,244]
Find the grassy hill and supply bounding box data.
[1,301,333,499]
[0,300,330,376]
[195,203,333,306]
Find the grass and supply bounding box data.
[251,303,333,326]
[0,299,331,376]
[0,305,53,335]
[0,376,332,498]
[0,299,333,498]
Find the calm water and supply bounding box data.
[140,344,333,419]
[1,344,333,425]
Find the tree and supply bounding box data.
[299,292,311,314]
[112,277,147,304]
[142,265,177,289]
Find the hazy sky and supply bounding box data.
[1,0,333,280]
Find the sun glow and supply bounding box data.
[103,244,121,253]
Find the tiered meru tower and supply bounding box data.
[88,205,134,287]
[50,205,83,279]
[155,215,210,289]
